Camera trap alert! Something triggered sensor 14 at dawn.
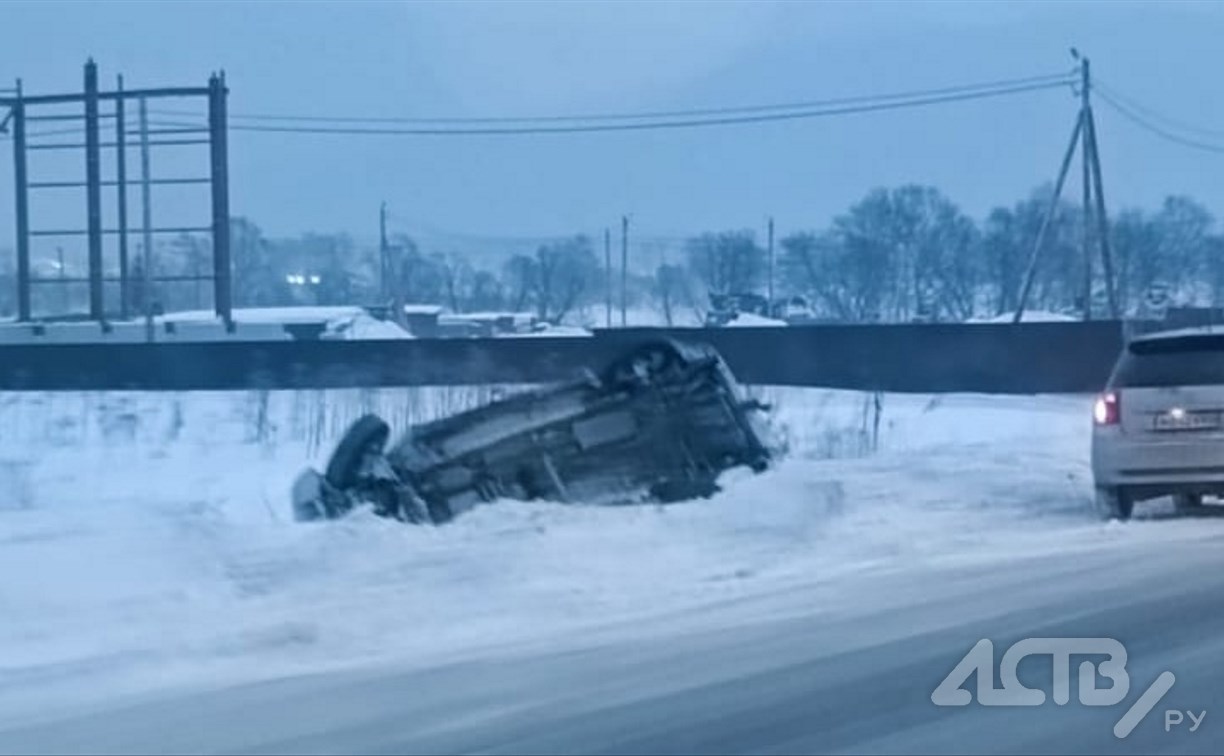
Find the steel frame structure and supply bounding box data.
[0,59,231,324]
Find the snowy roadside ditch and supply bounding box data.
[0,386,1149,722]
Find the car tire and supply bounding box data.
[1094,487,1134,521]
[325,414,391,490]
[603,341,681,388]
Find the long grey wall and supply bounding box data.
[0,321,1134,393]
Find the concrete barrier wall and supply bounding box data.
[0,321,1134,394]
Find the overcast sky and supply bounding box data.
[2,0,1224,258]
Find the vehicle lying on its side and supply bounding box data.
[292,339,774,524]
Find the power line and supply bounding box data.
[3,73,1074,143]
[202,79,1073,137]
[149,72,1073,127]
[385,213,598,246]
[1095,88,1224,154]
[1096,79,1224,139]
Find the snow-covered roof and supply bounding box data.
[450,311,536,322]
[402,304,445,316]
[159,306,367,324]
[330,317,414,340]
[158,306,413,340]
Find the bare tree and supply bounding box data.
[502,254,535,313]
[685,230,765,295]
[832,185,978,322]
[653,263,700,326]
[778,231,877,321]
[982,189,1081,317]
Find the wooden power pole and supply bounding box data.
[1012,112,1083,324]
[767,216,775,308]
[1086,107,1120,319]
[620,215,629,327]
[1014,52,1119,323]
[604,227,612,328]
[379,201,388,301]
[1081,58,1093,321]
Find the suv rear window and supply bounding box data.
[1113,335,1224,387]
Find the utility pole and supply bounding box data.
[1080,57,1093,321]
[1014,51,1118,323]
[139,96,154,341]
[1013,112,1083,324]
[1076,51,1119,319]
[84,60,103,320]
[604,227,612,328]
[379,201,388,301]
[1086,108,1120,319]
[767,216,775,310]
[620,215,629,327]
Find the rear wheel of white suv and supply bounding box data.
[1094,487,1134,521]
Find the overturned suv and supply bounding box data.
[292,339,774,524]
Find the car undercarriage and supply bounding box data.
[291,339,775,524]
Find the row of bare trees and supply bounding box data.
[3,184,1218,324]
[230,221,604,323]
[673,186,1224,323]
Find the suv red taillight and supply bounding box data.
[1094,391,1120,426]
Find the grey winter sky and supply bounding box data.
[3,0,1224,254]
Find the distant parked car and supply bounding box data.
[1092,327,1224,520]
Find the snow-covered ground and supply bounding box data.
[0,385,1185,729]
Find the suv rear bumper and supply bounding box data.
[1092,427,1224,495]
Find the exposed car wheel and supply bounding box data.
[1094,487,1134,521]
[1174,493,1205,516]
[325,414,391,490]
[603,342,682,387]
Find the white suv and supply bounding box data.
[1092,328,1224,520]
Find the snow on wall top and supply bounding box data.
[967,310,1079,324]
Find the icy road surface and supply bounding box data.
[1,388,1222,753]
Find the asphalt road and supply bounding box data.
[5,522,1224,755]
